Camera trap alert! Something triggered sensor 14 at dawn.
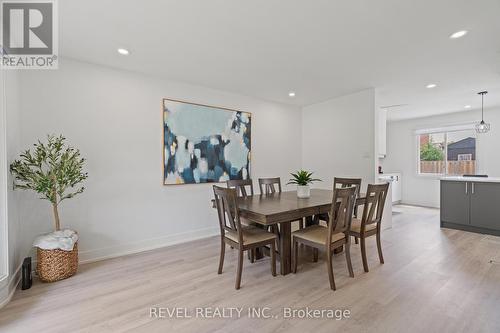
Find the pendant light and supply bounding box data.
[475,91,490,134]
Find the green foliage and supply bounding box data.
[420,143,444,161]
[287,170,321,186]
[10,135,88,206]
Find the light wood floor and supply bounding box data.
[1,205,500,333]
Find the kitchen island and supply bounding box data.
[441,176,500,236]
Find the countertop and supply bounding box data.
[379,172,401,177]
[441,176,500,183]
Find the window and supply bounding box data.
[417,128,476,175]
[457,154,472,161]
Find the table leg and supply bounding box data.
[279,222,292,275]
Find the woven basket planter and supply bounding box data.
[36,242,78,282]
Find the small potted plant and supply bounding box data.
[287,170,321,198]
[10,135,88,282]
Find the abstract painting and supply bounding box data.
[163,99,252,185]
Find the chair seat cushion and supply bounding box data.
[225,226,277,245]
[350,218,377,233]
[292,225,346,245]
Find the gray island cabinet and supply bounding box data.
[441,177,500,236]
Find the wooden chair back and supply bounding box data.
[258,177,282,195]
[328,186,357,243]
[359,183,389,230]
[213,185,243,243]
[227,179,254,197]
[334,177,362,197]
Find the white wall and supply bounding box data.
[384,108,500,208]
[301,89,376,189]
[0,69,24,307]
[301,89,392,229]
[16,58,302,262]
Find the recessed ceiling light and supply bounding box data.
[464,105,472,109]
[450,30,468,39]
[117,48,129,55]
[426,83,437,89]
[288,91,296,97]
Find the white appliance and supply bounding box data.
[378,173,402,204]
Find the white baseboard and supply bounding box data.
[0,263,22,309]
[78,226,220,264]
[2,225,219,307]
[400,201,440,209]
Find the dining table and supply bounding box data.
[212,188,367,275]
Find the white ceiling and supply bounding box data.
[60,0,500,120]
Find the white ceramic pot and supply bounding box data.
[297,185,310,198]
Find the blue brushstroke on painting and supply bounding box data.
[163,100,251,185]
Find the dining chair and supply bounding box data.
[226,179,258,262]
[227,179,254,197]
[257,177,284,247]
[258,177,282,194]
[316,178,362,222]
[292,186,357,290]
[213,185,277,289]
[259,177,305,230]
[348,183,389,272]
[334,177,362,215]
[226,179,255,228]
[334,177,362,243]
[313,178,362,254]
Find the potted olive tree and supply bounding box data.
[10,135,88,282]
[287,170,321,198]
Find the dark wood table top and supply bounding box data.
[213,189,366,225]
